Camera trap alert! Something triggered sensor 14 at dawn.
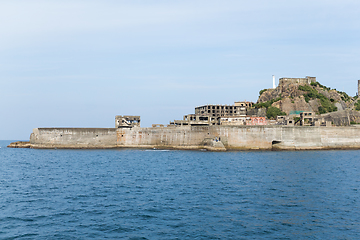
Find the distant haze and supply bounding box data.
[1,0,360,140]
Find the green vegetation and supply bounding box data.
[310,81,331,91]
[311,81,352,102]
[298,85,313,93]
[254,97,282,109]
[266,106,286,119]
[298,85,337,114]
[354,100,360,111]
[320,97,337,113]
[253,97,285,119]
[318,106,326,114]
[338,91,351,102]
[259,89,267,96]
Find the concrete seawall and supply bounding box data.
[17,125,360,151]
[29,128,118,149]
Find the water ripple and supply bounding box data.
[0,141,360,239]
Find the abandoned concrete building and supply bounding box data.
[194,102,250,117]
[276,116,295,126]
[115,115,140,128]
[169,114,218,126]
[246,117,267,125]
[169,101,257,126]
[274,111,334,127]
[275,112,315,126]
[300,112,315,126]
[220,116,248,126]
[313,118,332,127]
[279,76,316,86]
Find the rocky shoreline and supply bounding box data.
[7,141,32,148]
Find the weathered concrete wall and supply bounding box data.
[30,128,118,148]
[117,125,360,150]
[117,126,216,150]
[216,126,280,150]
[26,126,360,150]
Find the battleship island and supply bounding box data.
[9,76,360,151]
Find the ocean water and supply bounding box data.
[0,140,359,239]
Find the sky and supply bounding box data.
[1,0,360,140]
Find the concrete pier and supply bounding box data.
[9,125,360,151]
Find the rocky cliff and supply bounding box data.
[255,80,360,124]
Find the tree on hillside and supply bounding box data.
[266,107,286,119]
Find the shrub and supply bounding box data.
[319,83,330,91]
[355,100,360,111]
[266,107,286,119]
[259,89,267,96]
[338,91,351,102]
[318,106,326,114]
[310,81,331,90]
[298,85,313,92]
[298,85,337,113]
[253,97,282,109]
[254,97,286,119]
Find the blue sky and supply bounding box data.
[1,0,360,140]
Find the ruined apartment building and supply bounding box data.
[169,101,255,126]
[195,101,254,117]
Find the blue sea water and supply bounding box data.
[0,140,359,239]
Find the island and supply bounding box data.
[9,76,360,151]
